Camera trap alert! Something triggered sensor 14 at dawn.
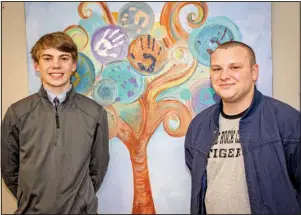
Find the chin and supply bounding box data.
[47,80,70,88]
[216,91,237,102]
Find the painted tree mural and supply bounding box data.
[60,2,242,214]
[23,1,268,213]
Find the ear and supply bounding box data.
[34,62,40,72]
[72,61,77,72]
[251,64,259,82]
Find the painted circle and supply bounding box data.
[91,25,130,65]
[128,35,167,76]
[118,2,155,38]
[168,43,194,68]
[151,22,167,40]
[93,78,118,106]
[71,52,95,94]
[64,25,88,51]
[188,16,242,66]
[189,80,220,114]
[101,61,145,104]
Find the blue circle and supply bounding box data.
[93,78,118,106]
[71,52,95,94]
[188,16,242,66]
[101,61,145,104]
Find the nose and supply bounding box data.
[52,58,61,69]
[220,68,230,81]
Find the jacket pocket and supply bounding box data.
[14,187,25,214]
[17,187,23,207]
[72,193,87,214]
[70,173,98,214]
[83,176,98,214]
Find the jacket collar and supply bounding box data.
[38,84,77,103]
[212,85,263,127]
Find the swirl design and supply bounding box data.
[63,25,89,51]
[77,2,115,24]
[160,2,208,48]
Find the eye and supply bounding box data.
[231,66,240,70]
[62,57,69,61]
[43,57,51,61]
[212,68,221,72]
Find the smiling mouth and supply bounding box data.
[49,73,64,78]
[219,83,235,87]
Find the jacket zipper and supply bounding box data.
[55,109,60,129]
[54,103,60,146]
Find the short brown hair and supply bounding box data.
[211,41,256,66]
[30,31,78,63]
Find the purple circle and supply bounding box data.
[91,25,130,65]
[191,81,220,114]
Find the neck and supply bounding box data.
[222,86,254,116]
[42,82,71,96]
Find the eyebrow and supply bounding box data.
[40,54,71,58]
[229,62,243,66]
[211,62,243,67]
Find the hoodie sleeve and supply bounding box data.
[1,105,20,198]
[89,107,110,192]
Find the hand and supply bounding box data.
[206,39,221,55]
[93,28,125,58]
[120,6,150,34]
[129,35,164,74]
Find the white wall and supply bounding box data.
[272,2,300,110]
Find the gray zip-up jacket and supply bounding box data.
[1,85,109,214]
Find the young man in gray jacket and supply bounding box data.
[2,32,109,214]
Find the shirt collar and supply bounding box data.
[45,84,72,106]
[212,85,263,127]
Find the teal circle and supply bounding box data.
[180,89,192,101]
[188,16,242,66]
[93,78,118,106]
[100,61,145,104]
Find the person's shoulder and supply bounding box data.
[262,96,300,135]
[10,93,41,118]
[74,93,106,119]
[75,93,105,109]
[263,95,300,117]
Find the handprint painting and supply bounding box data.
[24,2,272,213]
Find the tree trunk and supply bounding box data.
[130,143,155,214]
